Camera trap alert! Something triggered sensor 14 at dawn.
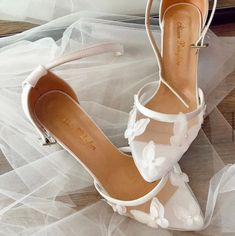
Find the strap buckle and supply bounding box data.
[41,136,57,146]
[191,43,209,49]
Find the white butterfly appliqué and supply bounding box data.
[169,164,189,187]
[142,141,166,176]
[170,113,188,147]
[125,107,150,143]
[173,203,203,227]
[198,105,206,125]
[107,201,127,215]
[130,198,169,229]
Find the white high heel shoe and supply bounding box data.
[125,0,217,182]
[22,43,204,231]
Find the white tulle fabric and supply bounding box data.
[0,0,159,24]
[0,11,234,236]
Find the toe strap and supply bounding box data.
[94,175,168,207]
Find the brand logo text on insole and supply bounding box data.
[175,22,186,66]
[62,117,96,150]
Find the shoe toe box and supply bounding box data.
[164,183,204,231]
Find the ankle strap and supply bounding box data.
[158,0,217,47]
[94,175,168,207]
[194,0,217,47]
[134,81,206,123]
[45,43,124,70]
[23,43,124,88]
[145,0,217,107]
[145,0,189,108]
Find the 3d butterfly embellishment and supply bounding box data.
[169,164,189,187]
[130,198,169,229]
[106,201,127,215]
[198,105,206,125]
[170,113,188,147]
[125,107,150,143]
[142,141,166,175]
[173,203,203,227]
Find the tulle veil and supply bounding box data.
[0,8,235,236]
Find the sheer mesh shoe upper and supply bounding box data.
[95,164,204,231]
[125,81,206,182]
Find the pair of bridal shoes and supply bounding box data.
[22,0,217,231]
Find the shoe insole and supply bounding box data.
[137,3,202,145]
[34,90,176,202]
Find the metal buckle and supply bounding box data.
[191,43,209,49]
[41,137,57,146]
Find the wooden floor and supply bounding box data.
[0,6,235,235]
[212,0,235,8]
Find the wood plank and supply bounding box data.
[0,20,36,37]
[211,23,235,36]
[212,0,235,8]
